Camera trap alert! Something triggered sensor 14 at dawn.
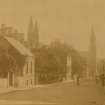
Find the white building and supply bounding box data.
[65,55,72,81]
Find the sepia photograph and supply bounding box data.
[0,0,104,105]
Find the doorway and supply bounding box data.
[8,71,13,87]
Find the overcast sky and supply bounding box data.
[0,0,105,58]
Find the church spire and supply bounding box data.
[90,25,96,55]
[88,25,97,78]
[27,17,39,49]
[28,16,34,34]
[27,16,34,48]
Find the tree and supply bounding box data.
[0,54,16,78]
[32,40,87,84]
[50,40,87,80]
[32,45,60,84]
[71,49,87,78]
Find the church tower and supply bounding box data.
[88,26,97,78]
[27,17,39,49]
[34,21,39,48]
[27,16,34,48]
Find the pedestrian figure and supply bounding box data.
[100,74,105,87]
[76,75,80,86]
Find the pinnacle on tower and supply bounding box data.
[27,17,39,49]
[28,16,34,34]
[27,16,34,48]
[34,21,39,48]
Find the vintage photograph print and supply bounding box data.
[0,0,104,105]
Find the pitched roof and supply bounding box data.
[4,36,33,56]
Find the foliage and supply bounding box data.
[0,54,16,77]
[0,46,26,78]
[50,40,87,78]
[33,40,87,84]
[71,50,87,78]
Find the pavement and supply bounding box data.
[0,100,57,105]
[0,79,75,94]
[0,79,104,105]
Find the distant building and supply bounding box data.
[88,26,97,78]
[27,17,39,49]
[79,27,97,79]
[0,36,35,88]
[79,51,88,78]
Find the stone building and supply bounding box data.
[0,36,35,88]
[27,17,39,49]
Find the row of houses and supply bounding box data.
[0,34,72,88]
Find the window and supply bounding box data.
[30,61,32,73]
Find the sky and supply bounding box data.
[0,0,105,58]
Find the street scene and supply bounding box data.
[0,80,104,105]
[0,0,104,105]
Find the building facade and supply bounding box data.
[0,36,35,88]
[66,55,72,80]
